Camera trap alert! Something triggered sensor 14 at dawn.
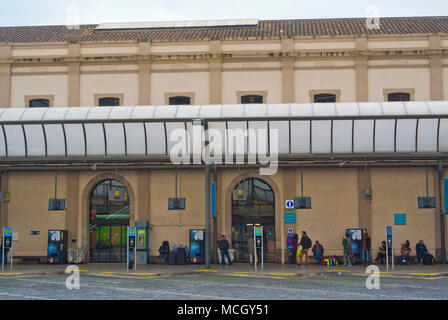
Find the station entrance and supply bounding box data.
[231,178,276,263]
[89,179,130,263]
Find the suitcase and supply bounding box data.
[423,253,435,265]
[176,247,187,265]
[168,250,176,265]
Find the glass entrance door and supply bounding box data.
[231,178,276,263]
[89,179,130,263]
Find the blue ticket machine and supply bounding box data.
[189,229,205,264]
[47,230,68,264]
[135,221,149,264]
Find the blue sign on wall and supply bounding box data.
[128,227,136,236]
[212,182,216,218]
[284,212,296,223]
[444,179,448,214]
[30,231,40,236]
[394,214,406,225]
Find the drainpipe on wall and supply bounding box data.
[213,166,218,265]
[205,165,211,269]
[438,162,447,263]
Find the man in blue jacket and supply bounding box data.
[415,240,428,264]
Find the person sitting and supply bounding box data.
[159,240,170,264]
[312,241,324,265]
[399,240,412,265]
[415,240,428,264]
[374,241,387,264]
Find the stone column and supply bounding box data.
[67,43,80,107]
[0,45,11,108]
[66,171,79,249]
[281,38,295,103]
[138,42,152,105]
[429,36,443,101]
[355,37,369,102]
[209,40,222,105]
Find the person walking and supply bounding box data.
[415,240,428,264]
[312,240,324,265]
[362,232,371,266]
[342,232,353,266]
[297,231,312,266]
[217,235,232,265]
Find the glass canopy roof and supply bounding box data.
[0,102,446,160]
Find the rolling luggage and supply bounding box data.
[423,253,435,265]
[176,247,187,265]
[168,250,176,265]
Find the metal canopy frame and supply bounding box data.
[0,102,447,165]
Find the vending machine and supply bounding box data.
[346,228,364,265]
[135,221,149,265]
[47,230,68,264]
[189,229,204,264]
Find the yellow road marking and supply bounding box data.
[130,273,158,276]
[268,273,296,276]
[101,271,114,274]
[0,273,22,276]
[194,270,217,273]
[411,273,441,276]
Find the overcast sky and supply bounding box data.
[1,0,447,27]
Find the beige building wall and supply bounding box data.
[10,75,68,107]
[79,73,139,106]
[368,68,431,101]
[443,68,448,100]
[3,166,447,263]
[370,168,439,257]
[7,171,67,254]
[150,72,209,105]
[221,71,282,104]
[295,69,357,102]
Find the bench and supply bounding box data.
[13,251,47,264]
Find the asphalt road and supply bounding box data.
[0,273,447,300]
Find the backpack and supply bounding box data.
[398,255,407,265]
[286,235,294,249]
[423,253,435,265]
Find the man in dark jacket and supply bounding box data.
[415,240,428,264]
[362,232,372,266]
[297,231,312,266]
[217,235,232,265]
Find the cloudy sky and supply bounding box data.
[1,0,447,27]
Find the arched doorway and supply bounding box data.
[89,179,130,263]
[231,178,275,262]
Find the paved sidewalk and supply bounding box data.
[1,262,447,279]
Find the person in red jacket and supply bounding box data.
[312,241,324,265]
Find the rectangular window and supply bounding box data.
[99,97,120,106]
[29,99,50,108]
[241,95,264,104]
[95,94,124,107]
[314,93,336,103]
[169,96,191,105]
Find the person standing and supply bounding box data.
[342,232,352,266]
[312,240,324,265]
[217,235,232,265]
[415,240,428,264]
[362,232,371,266]
[297,231,312,266]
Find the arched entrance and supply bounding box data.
[89,179,130,263]
[231,178,275,262]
